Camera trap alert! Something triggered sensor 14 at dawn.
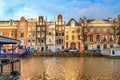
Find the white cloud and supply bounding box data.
[0,0,6,19]
[0,0,119,21]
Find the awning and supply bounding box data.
[0,36,20,44]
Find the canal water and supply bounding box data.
[20,57,120,80]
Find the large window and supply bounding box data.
[109,28,114,33]
[72,35,74,40]
[66,35,68,40]
[20,33,24,38]
[90,28,93,33]
[72,29,74,33]
[56,32,58,36]
[0,31,4,36]
[66,42,68,48]
[103,35,107,41]
[66,29,68,33]
[110,35,114,42]
[96,35,100,42]
[84,28,87,33]
[103,28,107,33]
[71,20,75,27]
[62,32,64,36]
[84,35,87,42]
[37,27,40,31]
[90,35,93,42]
[9,31,14,36]
[28,27,31,31]
[96,28,100,33]
[78,35,80,40]
[103,44,107,49]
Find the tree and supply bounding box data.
[116,15,120,46]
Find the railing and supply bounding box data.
[0,59,21,75]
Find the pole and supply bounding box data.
[44,16,47,51]
[11,45,14,72]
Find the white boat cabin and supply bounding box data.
[101,47,120,56]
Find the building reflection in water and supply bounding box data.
[20,57,120,80]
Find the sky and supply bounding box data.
[0,0,120,21]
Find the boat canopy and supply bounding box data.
[0,36,20,44]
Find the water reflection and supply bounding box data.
[21,57,120,80]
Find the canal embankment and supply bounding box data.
[30,52,102,57]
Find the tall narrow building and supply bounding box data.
[36,15,46,51]
[55,14,65,49]
[17,16,28,46]
[27,18,37,48]
[65,18,83,52]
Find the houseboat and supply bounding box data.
[101,47,120,58]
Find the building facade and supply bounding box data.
[27,18,37,48]
[46,21,55,51]
[0,19,18,49]
[36,15,46,51]
[81,18,117,50]
[55,14,65,49]
[17,16,28,46]
[65,18,83,52]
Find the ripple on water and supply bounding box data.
[20,57,120,80]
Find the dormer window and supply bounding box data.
[71,20,75,27]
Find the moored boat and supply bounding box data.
[101,47,120,58]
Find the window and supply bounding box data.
[109,28,114,33]
[37,33,40,37]
[103,35,107,41]
[28,33,31,38]
[90,35,93,42]
[32,40,35,45]
[96,35,100,42]
[72,29,74,33]
[62,32,64,36]
[37,27,40,31]
[110,35,114,42]
[103,44,107,49]
[110,44,114,48]
[66,29,68,33]
[9,31,14,36]
[20,23,24,27]
[103,28,107,33]
[90,28,93,32]
[84,35,87,42]
[59,33,61,36]
[97,45,100,49]
[66,35,68,40]
[66,42,68,48]
[0,31,4,36]
[41,39,44,43]
[28,40,30,43]
[84,28,87,32]
[37,39,40,43]
[20,33,24,38]
[28,27,31,31]
[72,35,74,40]
[77,29,80,33]
[78,35,80,40]
[78,42,80,49]
[71,20,75,27]
[56,32,58,36]
[96,28,100,33]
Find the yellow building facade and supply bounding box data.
[65,18,83,52]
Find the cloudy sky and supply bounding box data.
[0,0,120,21]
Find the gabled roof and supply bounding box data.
[66,18,80,26]
[0,36,20,44]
